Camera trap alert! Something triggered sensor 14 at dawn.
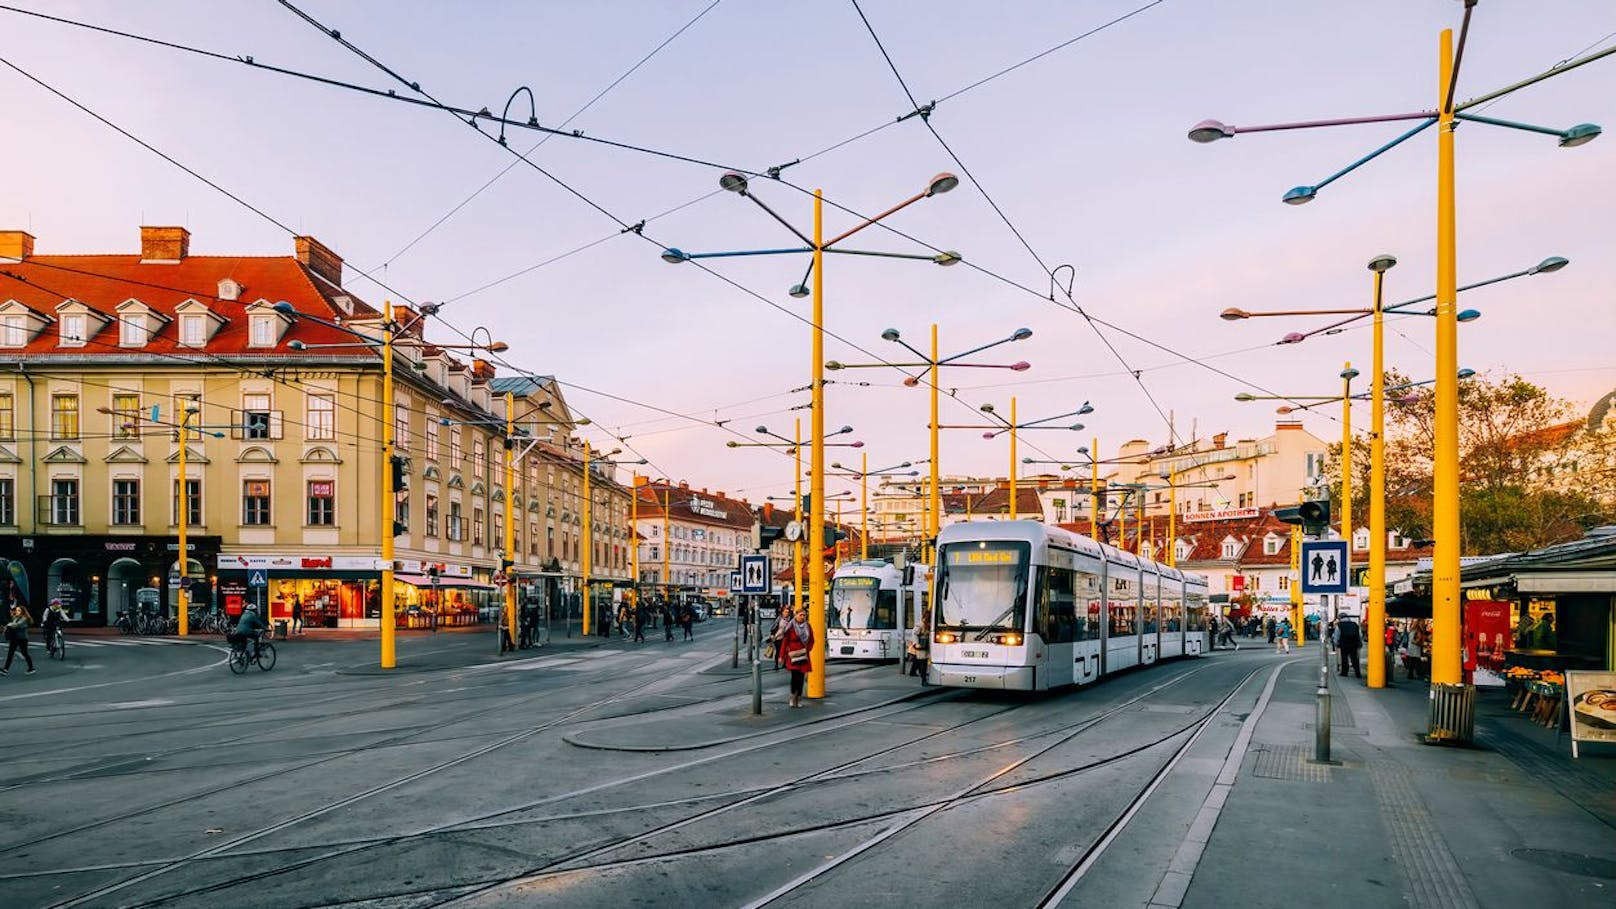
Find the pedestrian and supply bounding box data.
[3,603,35,675]
[1336,614,1363,678]
[291,596,304,636]
[776,605,814,708]
[633,603,646,643]
[1276,617,1291,654]
[681,603,695,641]
[1326,618,1337,655]
[663,600,675,642]
[906,611,931,685]
[1266,617,1277,644]
[771,607,790,670]
[1383,622,1399,684]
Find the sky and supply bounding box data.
[2,0,1612,507]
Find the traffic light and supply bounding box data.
[500,557,515,572]
[428,564,441,580]
[390,454,408,492]
[756,522,784,549]
[1274,500,1330,535]
[392,520,408,538]
[822,525,847,547]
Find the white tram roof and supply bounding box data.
[832,560,901,581]
[936,519,1104,559]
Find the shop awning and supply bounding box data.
[395,574,497,591]
[1512,572,1616,594]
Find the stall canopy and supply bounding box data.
[395,574,496,591]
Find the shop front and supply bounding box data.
[0,534,220,626]
[393,560,497,629]
[216,554,384,629]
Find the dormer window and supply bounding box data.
[120,313,147,346]
[1353,528,1371,552]
[1174,540,1192,563]
[1263,534,1282,556]
[217,278,242,301]
[180,314,207,347]
[1391,532,1410,550]
[1221,537,1240,559]
[250,315,276,347]
[0,314,25,347]
[59,313,86,346]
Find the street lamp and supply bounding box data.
[1191,4,1606,693]
[831,325,1032,559]
[939,399,1094,520]
[831,457,919,559]
[273,301,505,669]
[662,172,960,700]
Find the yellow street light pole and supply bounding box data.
[177,405,189,636]
[582,442,592,636]
[929,323,940,558]
[809,191,827,699]
[1431,28,1461,685]
[1368,259,1391,688]
[1341,360,1355,579]
[861,451,869,560]
[380,302,397,669]
[794,418,803,616]
[1008,396,1019,520]
[504,392,516,648]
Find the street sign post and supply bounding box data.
[740,554,770,595]
[1300,540,1349,596]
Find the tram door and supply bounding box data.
[1074,567,1102,684]
[1159,576,1185,659]
[1141,568,1160,666]
[1105,556,1140,673]
[1036,561,1074,689]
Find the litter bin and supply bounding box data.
[274,620,289,639]
[1426,682,1475,743]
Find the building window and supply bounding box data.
[492,511,503,549]
[1353,529,1370,551]
[448,501,463,542]
[473,506,485,546]
[0,477,13,525]
[50,478,80,525]
[528,522,538,556]
[249,315,276,347]
[425,494,439,537]
[473,438,485,479]
[174,479,202,526]
[51,394,79,440]
[112,478,141,525]
[120,313,147,346]
[241,393,274,440]
[547,525,556,558]
[1279,575,1290,591]
[179,314,206,347]
[1391,532,1409,550]
[1305,452,1326,480]
[243,480,272,525]
[59,313,86,346]
[395,494,409,536]
[1263,535,1281,556]
[450,430,462,463]
[0,393,13,441]
[112,393,141,439]
[395,403,411,449]
[0,313,27,347]
[306,394,335,441]
[425,421,440,461]
[1221,538,1240,559]
[307,480,335,526]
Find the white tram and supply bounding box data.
[827,559,931,661]
[929,520,1209,691]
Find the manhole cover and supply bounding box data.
[1511,848,1616,880]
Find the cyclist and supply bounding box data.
[41,599,68,656]
[229,605,269,660]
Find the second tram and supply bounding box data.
[928,520,1208,691]
[827,559,931,661]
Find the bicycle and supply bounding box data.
[114,610,136,635]
[227,633,277,674]
[45,626,66,660]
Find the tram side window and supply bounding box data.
[1163,596,1182,632]
[1110,579,1138,636]
[872,590,898,629]
[1143,592,1158,634]
[1186,593,1208,631]
[1039,565,1077,644]
[1076,572,1100,641]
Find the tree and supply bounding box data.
[1324,371,1609,555]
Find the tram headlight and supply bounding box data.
[999,633,1022,647]
[934,631,957,644]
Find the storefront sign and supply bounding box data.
[1566,671,1616,758]
[219,554,384,572]
[1183,507,1260,523]
[104,541,138,551]
[394,560,472,578]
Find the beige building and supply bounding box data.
[0,226,627,629]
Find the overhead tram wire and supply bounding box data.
[848,0,1181,443]
[378,0,725,269]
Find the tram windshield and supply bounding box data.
[830,576,897,629]
[937,541,1029,635]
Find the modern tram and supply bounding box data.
[826,559,931,661]
[928,520,1209,691]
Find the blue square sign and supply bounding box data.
[1300,540,1349,595]
[740,554,770,594]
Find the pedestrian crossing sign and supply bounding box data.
[248,569,268,588]
[1300,540,1349,595]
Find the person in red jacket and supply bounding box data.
[776,606,814,708]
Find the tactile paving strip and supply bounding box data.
[1250,743,1332,782]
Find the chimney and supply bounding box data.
[678,481,690,490]
[140,226,190,263]
[0,230,35,262]
[294,236,344,286]
[763,503,774,518]
[471,359,496,380]
[1213,431,1228,449]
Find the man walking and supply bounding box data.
[1336,614,1363,678]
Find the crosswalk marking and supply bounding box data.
[59,637,193,648]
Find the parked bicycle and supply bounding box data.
[227,632,276,674]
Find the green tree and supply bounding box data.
[1324,371,1608,555]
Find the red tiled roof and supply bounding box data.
[0,254,380,358]
[941,486,1042,516]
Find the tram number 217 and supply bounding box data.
[962,676,977,683]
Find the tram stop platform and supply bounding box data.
[1179,647,1616,909]
[563,662,935,752]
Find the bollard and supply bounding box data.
[1314,661,1333,764]
[751,611,763,716]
